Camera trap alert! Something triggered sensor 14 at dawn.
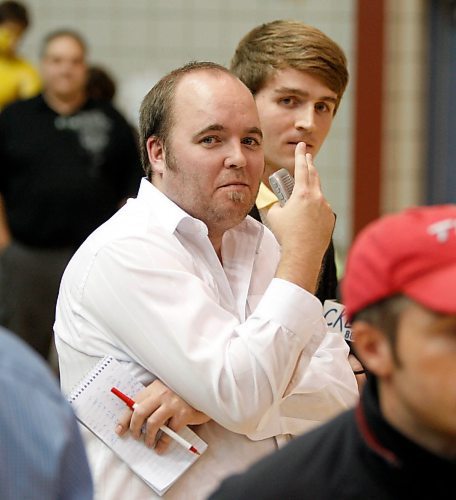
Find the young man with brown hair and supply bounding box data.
[231,20,348,303]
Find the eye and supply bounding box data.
[200,136,220,145]
[241,137,261,147]
[278,96,298,107]
[315,102,332,113]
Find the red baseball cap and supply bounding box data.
[342,205,456,321]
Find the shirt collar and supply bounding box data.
[136,178,207,236]
[256,182,279,210]
[136,178,264,242]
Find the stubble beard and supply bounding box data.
[164,146,256,226]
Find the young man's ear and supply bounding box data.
[352,321,394,378]
[146,136,166,178]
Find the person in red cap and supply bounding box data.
[209,204,456,500]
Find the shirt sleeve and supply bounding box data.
[247,330,358,440]
[77,239,327,435]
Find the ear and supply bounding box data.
[352,321,394,378]
[146,136,166,178]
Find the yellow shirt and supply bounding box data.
[0,56,41,110]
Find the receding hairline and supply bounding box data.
[174,65,245,91]
[40,30,87,58]
[171,67,255,113]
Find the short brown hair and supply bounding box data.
[352,294,412,365]
[230,20,348,114]
[139,60,232,179]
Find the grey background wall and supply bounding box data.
[21,0,356,261]
[20,0,430,265]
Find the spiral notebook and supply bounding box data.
[68,355,207,496]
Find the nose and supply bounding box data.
[295,105,316,132]
[223,143,247,169]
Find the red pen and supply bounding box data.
[111,386,200,455]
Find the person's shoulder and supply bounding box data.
[12,56,39,76]
[87,98,130,123]
[0,327,57,388]
[86,99,138,141]
[1,94,42,116]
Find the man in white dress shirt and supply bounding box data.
[55,61,357,499]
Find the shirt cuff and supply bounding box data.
[253,277,323,335]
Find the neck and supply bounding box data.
[208,231,223,263]
[43,90,86,115]
[262,161,277,190]
[379,382,456,459]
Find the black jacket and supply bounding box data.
[209,376,456,499]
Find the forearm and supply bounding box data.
[248,331,358,440]
[81,258,325,434]
[275,242,323,294]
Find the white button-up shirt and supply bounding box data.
[55,179,358,499]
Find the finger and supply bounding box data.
[115,407,133,436]
[293,142,309,188]
[143,406,173,448]
[130,399,160,439]
[305,152,322,191]
[153,431,173,454]
[153,414,183,454]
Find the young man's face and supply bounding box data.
[254,67,337,184]
[383,301,456,455]
[151,71,264,237]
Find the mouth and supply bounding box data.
[218,181,249,188]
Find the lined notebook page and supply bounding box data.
[68,356,207,496]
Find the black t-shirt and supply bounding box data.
[0,95,143,248]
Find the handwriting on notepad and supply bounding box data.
[68,356,207,496]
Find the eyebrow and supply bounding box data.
[193,123,263,140]
[274,87,338,104]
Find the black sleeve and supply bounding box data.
[315,238,339,303]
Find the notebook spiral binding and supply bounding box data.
[69,356,114,402]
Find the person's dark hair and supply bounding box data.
[352,294,412,365]
[139,60,232,180]
[40,29,87,58]
[0,1,29,28]
[231,20,348,115]
[86,65,116,102]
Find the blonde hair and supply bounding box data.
[230,20,348,114]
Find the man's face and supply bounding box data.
[41,35,87,100]
[154,71,264,236]
[254,67,337,182]
[386,301,456,453]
